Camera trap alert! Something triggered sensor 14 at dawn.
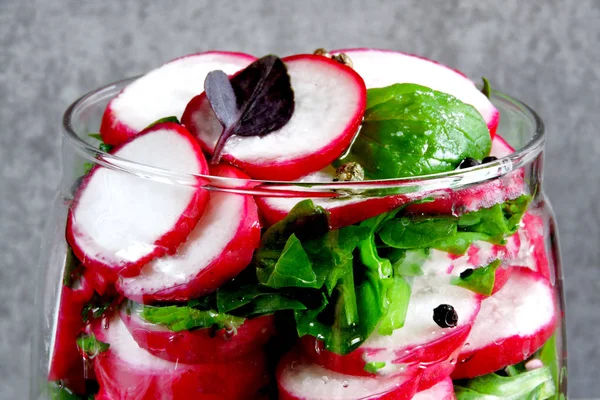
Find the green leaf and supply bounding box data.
[76,333,109,357]
[81,293,112,322]
[452,260,501,296]
[144,116,180,129]
[392,248,428,276]
[48,382,82,400]
[241,294,307,318]
[433,231,490,255]
[62,247,79,287]
[257,234,318,288]
[379,216,457,249]
[454,367,556,400]
[140,304,245,332]
[99,143,113,152]
[481,77,492,99]
[87,133,103,141]
[340,83,492,179]
[364,361,386,374]
[538,334,562,399]
[378,275,411,335]
[83,162,93,174]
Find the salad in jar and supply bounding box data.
[45,48,564,400]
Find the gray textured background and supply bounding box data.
[1,0,598,398]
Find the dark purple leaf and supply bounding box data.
[205,55,295,164]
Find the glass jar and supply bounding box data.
[30,78,567,399]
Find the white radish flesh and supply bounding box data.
[67,123,209,279]
[100,51,255,145]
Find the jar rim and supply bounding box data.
[62,76,545,197]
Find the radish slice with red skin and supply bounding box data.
[120,307,276,363]
[519,212,551,279]
[184,54,367,181]
[67,123,209,280]
[407,134,525,215]
[117,164,260,302]
[451,268,557,379]
[93,314,269,399]
[412,378,456,400]
[277,349,420,400]
[256,134,524,229]
[100,51,256,146]
[304,276,481,377]
[330,48,499,138]
[48,271,94,394]
[415,347,460,392]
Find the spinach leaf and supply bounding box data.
[76,333,109,357]
[379,216,457,249]
[340,83,491,179]
[48,382,85,400]
[140,305,245,332]
[378,275,411,335]
[391,248,428,276]
[452,260,501,296]
[257,233,318,288]
[454,366,556,400]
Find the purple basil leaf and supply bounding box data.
[204,70,238,128]
[206,55,295,164]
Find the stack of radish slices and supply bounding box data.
[48,48,559,400]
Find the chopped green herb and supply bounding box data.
[481,77,492,99]
[452,260,501,296]
[140,304,245,332]
[76,333,109,357]
[364,361,386,374]
[144,116,180,129]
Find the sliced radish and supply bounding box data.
[415,346,460,392]
[331,48,498,137]
[67,123,209,280]
[117,164,260,302]
[407,134,525,215]
[119,306,276,363]
[518,212,551,279]
[48,269,94,394]
[183,54,367,180]
[277,349,420,400]
[100,51,256,145]
[93,314,269,399]
[304,276,481,377]
[257,134,523,229]
[412,378,455,400]
[419,234,522,296]
[451,268,557,378]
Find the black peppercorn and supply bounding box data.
[460,268,474,279]
[457,157,480,169]
[482,156,498,163]
[433,304,458,328]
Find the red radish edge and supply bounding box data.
[331,48,499,137]
[256,134,525,230]
[183,54,367,180]
[67,123,209,280]
[452,268,557,378]
[48,270,94,394]
[100,51,256,146]
[93,314,269,399]
[120,307,276,363]
[303,276,481,377]
[277,349,420,400]
[117,164,260,302]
